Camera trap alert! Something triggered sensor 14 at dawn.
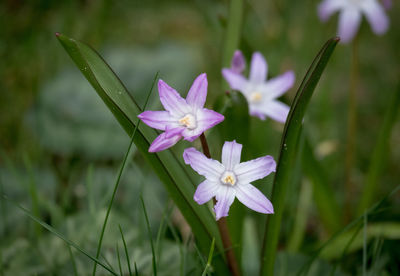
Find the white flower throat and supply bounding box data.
[250,91,262,103]
[220,171,237,186]
[179,113,197,129]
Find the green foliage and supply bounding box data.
[261,37,339,275]
[56,33,229,274]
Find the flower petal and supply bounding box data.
[338,8,362,43]
[148,131,183,152]
[183,147,225,181]
[262,71,295,99]
[194,180,219,205]
[186,73,208,110]
[235,155,276,184]
[235,183,274,214]
[317,0,345,21]
[221,141,242,171]
[249,52,267,84]
[182,108,225,140]
[138,111,177,130]
[361,0,389,35]
[222,69,247,91]
[214,185,236,220]
[231,50,246,74]
[158,79,191,117]
[250,101,290,123]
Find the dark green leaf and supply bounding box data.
[260,37,339,275]
[56,33,228,273]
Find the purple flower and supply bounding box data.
[318,0,389,43]
[183,140,276,220]
[138,74,224,152]
[222,51,295,123]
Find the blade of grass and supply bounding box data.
[297,184,400,275]
[134,262,139,276]
[119,225,133,276]
[56,33,227,272]
[68,245,78,276]
[91,70,157,276]
[357,84,400,215]
[202,238,216,276]
[260,37,339,276]
[363,212,367,276]
[329,220,363,276]
[140,196,157,276]
[116,243,123,276]
[2,195,118,275]
[23,154,41,238]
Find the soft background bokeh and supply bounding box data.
[1,0,399,275]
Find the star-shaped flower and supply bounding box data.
[222,51,295,123]
[138,74,224,152]
[183,140,276,220]
[318,0,389,43]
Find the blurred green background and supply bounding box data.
[1,0,399,275]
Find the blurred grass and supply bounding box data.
[0,0,399,275]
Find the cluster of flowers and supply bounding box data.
[138,51,294,220]
[138,0,390,220]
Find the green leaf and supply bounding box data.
[55,33,228,274]
[260,37,339,276]
[357,84,400,215]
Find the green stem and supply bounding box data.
[200,134,241,276]
[221,0,244,88]
[344,36,359,220]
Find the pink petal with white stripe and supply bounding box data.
[222,69,248,91]
[249,52,267,84]
[263,71,295,99]
[260,100,290,123]
[214,186,236,220]
[235,183,274,214]
[138,111,177,130]
[318,0,345,21]
[221,141,242,171]
[194,180,219,205]
[361,0,389,35]
[231,50,246,74]
[158,79,191,117]
[338,8,362,43]
[186,73,208,110]
[148,131,183,152]
[183,147,225,181]
[235,155,276,184]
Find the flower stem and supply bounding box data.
[344,36,359,220]
[200,133,241,276]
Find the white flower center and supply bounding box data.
[179,113,197,130]
[250,91,262,103]
[220,171,237,186]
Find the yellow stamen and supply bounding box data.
[179,114,196,129]
[221,171,237,186]
[250,91,262,103]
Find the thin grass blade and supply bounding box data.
[140,196,157,276]
[3,195,118,276]
[201,238,216,276]
[119,225,133,276]
[91,70,157,276]
[56,33,227,272]
[260,37,339,276]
